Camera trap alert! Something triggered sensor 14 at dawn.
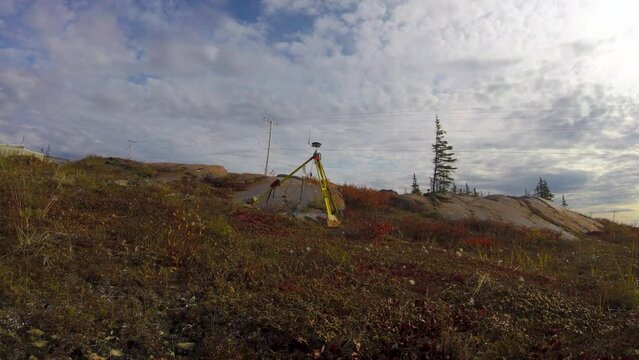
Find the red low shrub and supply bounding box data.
[339,184,392,208]
[344,218,396,240]
[398,219,468,242]
[463,236,495,247]
[232,209,293,236]
[373,222,396,238]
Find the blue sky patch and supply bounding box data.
[127,73,158,85]
[265,12,315,43]
[224,0,262,23]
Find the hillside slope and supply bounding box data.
[0,156,638,359]
[232,174,601,240]
[392,193,602,240]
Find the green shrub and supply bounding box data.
[598,282,639,310]
[207,216,234,238]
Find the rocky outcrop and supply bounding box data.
[400,193,602,240]
[148,162,228,182]
[146,162,601,239]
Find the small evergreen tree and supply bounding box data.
[431,115,457,193]
[465,183,471,195]
[561,195,568,207]
[410,173,422,195]
[472,188,478,197]
[534,177,554,201]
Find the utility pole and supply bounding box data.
[264,118,276,176]
[127,140,137,160]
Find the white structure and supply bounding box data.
[0,144,46,160]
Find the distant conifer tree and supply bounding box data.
[561,195,568,207]
[534,177,554,201]
[465,183,471,195]
[431,115,457,193]
[410,173,422,195]
[473,188,478,197]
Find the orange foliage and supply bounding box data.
[463,236,495,247]
[338,184,392,208]
[373,222,396,238]
[344,217,396,240]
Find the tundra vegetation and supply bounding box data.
[0,156,638,359]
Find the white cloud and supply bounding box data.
[26,2,133,73]
[0,69,38,112]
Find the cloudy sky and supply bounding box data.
[1,0,638,222]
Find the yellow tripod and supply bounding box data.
[255,142,341,228]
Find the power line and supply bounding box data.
[320,128,607,135]
[143,150,258,163]
[147,147,639,159]
[276,103,639,121]
[284,114,638,125]
[267,148,636,156]
[427,128,600,132]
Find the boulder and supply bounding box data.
[234,176,345,221]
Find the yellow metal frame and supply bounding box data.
[253,150,341,228]
[313,153,340,228]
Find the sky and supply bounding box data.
[1,0,638,223]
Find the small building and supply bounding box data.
[0,144,46,160]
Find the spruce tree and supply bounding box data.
[410,173,422,195]
[465,183,471,195]
[431,115,457,193]
[534,177,554,201]
[561,195,568,207]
